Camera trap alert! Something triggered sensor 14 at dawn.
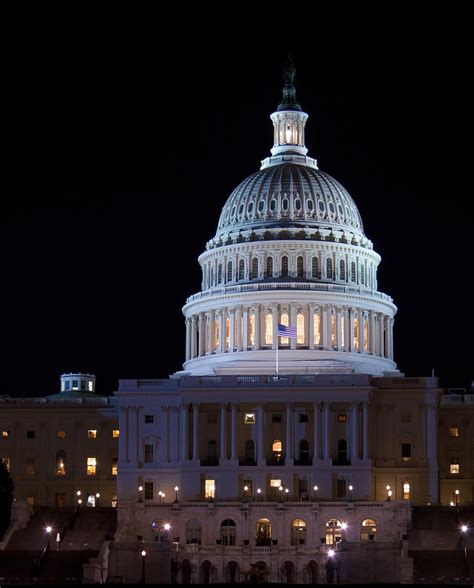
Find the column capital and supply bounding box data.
[219,402,228,410]
[286,402,294,409]
[312,402,321,411]
[180,402,190,410]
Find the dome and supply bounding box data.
[215,163,365,242]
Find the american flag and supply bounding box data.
[277,323,297,338]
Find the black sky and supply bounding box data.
[1,19,472,396]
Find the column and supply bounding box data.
[220,403,227,463]
[198,313,205,357]
[218,309,224,353]
[343,308,350,351]
[369,311,376,355]
[192,316,198,358]
[230,403,237,462]
[384,316,390,359]
[379,314,385,358]
[180,404,189,461]
[290,304,297,350]
[322,402,331,460]
[312,402,320,463]
[254,304,261,349]
[362,402,369,460]
[321,306,329,349]
[308,304,315,350]
[389,317,394,360]
[351,402,358,461]
[192,403,200,461]
[229,309,235,352]
[185,319,191,361]
[257,403,266,465]
[272,304,279,350]
[209,312,215,353]
[358,309,364,352]
[336,307,343,349]
[242,307,249,351]
[348,308,355,352]
[285,403,294,465]
[235,307,242,351]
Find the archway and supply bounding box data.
[308,560,319,584]
[225,560,240,583]
[180,559,192,584]
[200,560,214,584]
[281,560,295,583]
[248,561,269,583]
[255,518,272,546]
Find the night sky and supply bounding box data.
[1,22,471,396]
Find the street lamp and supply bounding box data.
[257,488,262,501]
[174,485,179,502]
[138,485,143,503]
[140,549,147,584]
[313,485,319,501]
[348,484,354,501]
[387,490,393,500]
[460,525,469,578]
[279,486,283,502]
[243,485,249,501]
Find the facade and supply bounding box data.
[1,60,472,583]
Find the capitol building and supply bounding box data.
[1,60,473,584]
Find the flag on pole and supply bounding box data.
[277,323,297,339]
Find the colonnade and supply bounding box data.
[185,304,394,362]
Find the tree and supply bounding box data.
[0,460,14,539]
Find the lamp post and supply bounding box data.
[95,491,100,507]
[460,525,469,579]
[257,488,262,501]
[279,486,283,502]
[243,485,249,501]
[140,549,147,584]
[348,485,354,501]
[174,486,179,502]
[455,489,460,521]
[313,485,319,501]
[45,525,52,549]
[138,485,143,503]
[326,548,336,584]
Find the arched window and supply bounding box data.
[325,519,342,545]
[331,313,336,347]
[272,440,283,463]
[403,482,411,500]
[280,311,289,344]
[363,318,368,352]
[281,256,289,277]
[312,257,320,279]
[265,313,273,345]
[256,518,272,546]
[221,519,236,546]
[249,312,255,346]
[56,450,66,476]
[361,519,377,541]
[299,439,309,464]
[326,258,333,279]
[313,311,321,345]
[245,439,256,463]
[239,259,245,281]
[337,439,348,463]
[291,518,307,545]
[227,261,233,282]
[207,440,217,465]
[361,263,365,285]
[217,264,222,284]
[297,256,304,278]
[339,259,346,281]
[297,312,305,345]
[266,257,273,278]
[185,519,202,544]
[210,267,214,287]
[353,316,359,350]
[251,258,259,280]
[225,317,230,350]
[351,261,356,282]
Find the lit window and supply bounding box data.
[272,439,283,463]
[280,312,289,344]
[449,428,460,437]
[341,316,345,349]
[313,312,321,345]
[112,495,118,507]
[144,481,154,500]
[244,413,255,424]
[363,319,368,351]
[401,443,412,462]
[144,414,154,424]
[56,451,66,476]
[1,457,10,471]
[265,313,273,345]
[88,381,93,392]
[353,317,359,349]
[144,444,154,463]
[26,496,34,506]
[112,429,119,438]
[270,479,282,488]
[297,312,305,344]
[272,440,282,452]
[225,317,230,349]
[2,430,10,439]
[403,482,411,500]
[326,518,342,545]
[249,313,255,346]
[291,518,307,545]
[331,313,336,346]
[87,457,97,476]
[57,431,66,439]
[26,457,35,476]
[337,414,347,423]
[112,457,118,476]
[361,518,377,541]
[205,479,215,499]
[450,458,460,474]
[87,430,97,439]
[215,318,219,349]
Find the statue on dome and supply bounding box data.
[283,55,296,86]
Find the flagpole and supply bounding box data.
[276,341,279,377]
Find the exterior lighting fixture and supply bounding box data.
[461,525,468,533]
[328,549,335,557]
[76,490,81,496]
[45,526,52,533]
[141,549,146,557]
[138,485,143,492]
[341,523,348,531]
[164,523,171,531]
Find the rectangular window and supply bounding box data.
[144,414,154,424]
[205,479,215,498]
[401,443,412,461]
[337,414,347,423]
[111,495,118,508]
[26,457,35,476]
[72,380,79,390]
[87,429,97,439]
[1,457,10,471]
[87,457,97,476]
[2,430,10,439]
[299,413,309,423]
[243,479,253,495]
[336,478,347,498]
[88,381,93,392]
[270,479,282,488]
[244,413,255,424]
[65,381,71,391]
[112,429,120,438]
[144,481,154,500]
[400,413,411,423]
[272,414,282,423]
[26,496,34,506]
[207,413,217,424]
[144,444,154,463]
[449,427,460,437]
[403,482,411,500]
[26,430,35,439]
[450,458,460,474]
[112,457,118,476]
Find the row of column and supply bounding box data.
[185,304,394,361]
[178,401,370,463]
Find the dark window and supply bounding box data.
[312,257,319,279]
[144,414,154,424]
[207,440,218,464]
[337,414,347,423]
[297,256,304,277]
[281,256,289,277]
[336,479,347,498]
[227,261,233,282]
[337,439,348,462]
[220,519,236,546]
[351,262,356,282]
[272,414,282,423]
[266,257,273,278]
[144,482,154,500]
[239,259,245,280]
[26,430,35,439]
[326,258,333,279]
[299,414,308,423]
[402,443,412,461]
[251,258,259,280]
[299,439,310,463]
[217,264,222,284]
[144,444,154,463]
[207,413,217,424]
[245,439,255,463]
[339,259,345,280]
